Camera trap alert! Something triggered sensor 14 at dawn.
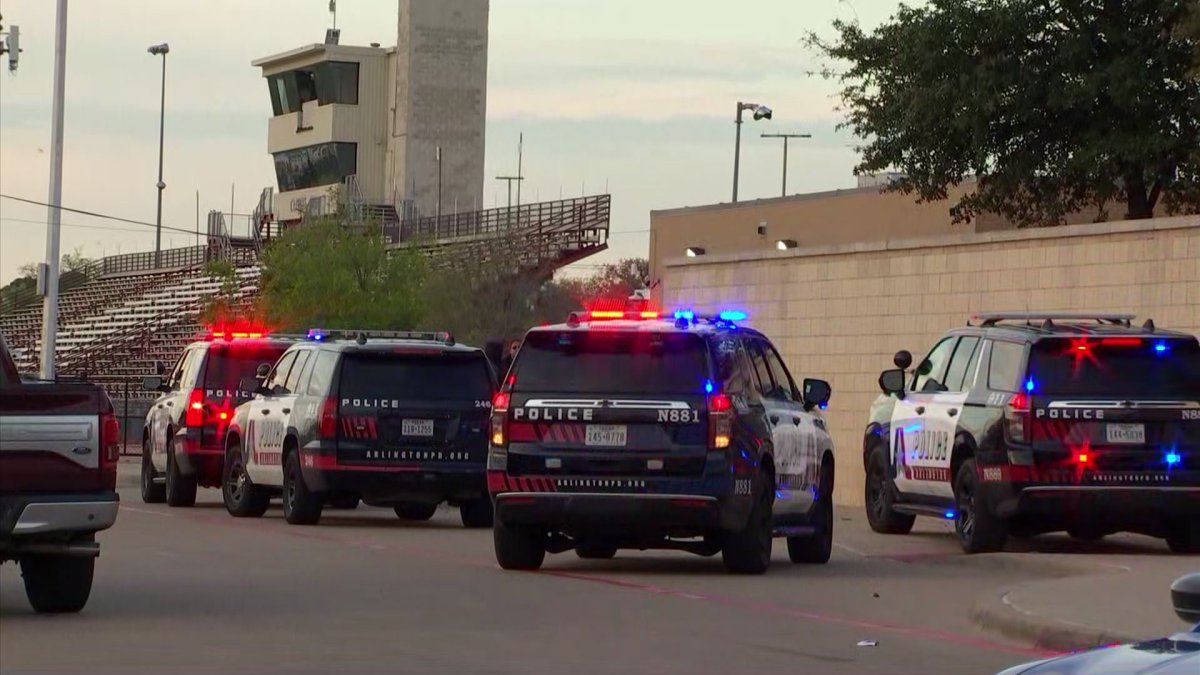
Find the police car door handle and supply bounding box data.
[261,409,271,415]
[947,408,959,417]
[792,417,802,426]
[769,415,780,425]
[281,408,291,415]
[915,406,925,415]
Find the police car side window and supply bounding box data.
[284,350,312,394]
[763,343,799,403]
[711,336,752,398]
[266,352,297,395]
[167,351,190,389]
[181,348,205,388]
[913,337,958,393]
[306,351,338,397]
[988,341,1026,393]
[943,336,981,392]
[747,339,782,400]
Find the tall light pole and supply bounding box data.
[39,0,68,380]
[732,101,772,203]
[435,145,443,221]
[760,133,811,197]
[148,42,169,268]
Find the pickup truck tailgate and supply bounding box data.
[0,385,115,493]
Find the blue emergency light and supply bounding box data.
[718,310,748,322]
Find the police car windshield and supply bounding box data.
[513,330,709,395]
[1029,338,1200,397]
[202,344,288,393]
[340,353,493,401]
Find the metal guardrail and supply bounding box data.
[387,194,611,244]
[99,246,208,277]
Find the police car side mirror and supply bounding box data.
[802,378,832,411]
[154,360,166,376]
[893,350,913,370]
[256,363,272,379]
[1171,573,1200,624]
[879,369,907,399]
[238,376,268,398]
[142,375,166,392]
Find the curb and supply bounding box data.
[970,584,1141,652]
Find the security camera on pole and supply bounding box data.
[732,101,772,203]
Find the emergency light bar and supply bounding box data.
[305,328,455,345]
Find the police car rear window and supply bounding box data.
[339,353,492,401]
[513,331,709,395]
[202,344,289,393]
[1028,338,1200,397]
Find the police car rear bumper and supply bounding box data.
[984,482,1200,523]
[174,431,225,478]
[494,492,724,536]
[302,462,487,502]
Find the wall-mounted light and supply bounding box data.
[685,247,707,257]
[776,239,798,251]
[756,222,767,236]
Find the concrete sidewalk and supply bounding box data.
[970,544,1197,651]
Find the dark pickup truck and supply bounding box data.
[0,332,121,613]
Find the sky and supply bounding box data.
[0,0,910,285]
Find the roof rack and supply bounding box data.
[306,329,455,346]
[971,312,1135,328]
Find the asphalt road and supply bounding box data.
[0,486,1177,675]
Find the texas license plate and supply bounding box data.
[1106,423,1145,445]
[586,424,627,447]
[402,419,434,437]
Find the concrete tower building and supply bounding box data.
[253,0,489,224]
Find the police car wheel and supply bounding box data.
[282,452,323,526]
[575,543,618,560]
[722,471,774,575]
[954,458,1007,554]
[459,498,493,528]
[789,460,833,565]
[1166,522,1200,554]
[865,444,915,535]
[140,439,165,504]
[493,519,546,570]
[165,441,197,508]
[222,442,269,518]
[394,502,438,521]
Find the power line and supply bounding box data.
[0,193,199,236]
[1,216,155,234]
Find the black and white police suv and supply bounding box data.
[487,307,835,574]
[141,328,295,507]
[863,312,1200,554]
[221,330,497,527]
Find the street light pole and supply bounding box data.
[761,133,812,197]
[436,145,442,221]
[148,43,169,268]
[39,0,68,380]
[732,101,772,203]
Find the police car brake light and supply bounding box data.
[708,393,732,413]
[317,397,338,439]
[185,390,205,427]
[493,392,511,412]
[1005,392,1031,444]
[708,392,733,450]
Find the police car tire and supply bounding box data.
[788,461,833,565]
[722,471,774,575]
[459,498,494,528]
[394,502,438,521]
[865,444,915,535]
[954,458,1007,554]
[283,452,323,526]
[1166,523,1200,554]
[141,439,165,504]
[222,443,269,518]
[165,441,198,508]
[20,546,94,614]
[493,519,546,570]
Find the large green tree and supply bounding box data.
[814,0,1200,225]
[259,219,427,331]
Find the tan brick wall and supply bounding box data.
[663,217,1200,507]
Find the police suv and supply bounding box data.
[864,313,1200,554]
[141,330,295,507]
[221,330,497,527]
[488,308,835,574]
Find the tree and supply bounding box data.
[577,258,650,302]
[812,0,1200,225]
[198,259,242,326]
[259,218,427,331]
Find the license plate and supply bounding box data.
[401,419,434,437]
[586,424,627,447]
[1106,423,1145,445]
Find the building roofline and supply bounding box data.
[251,43,391,68]
[649,178,979,218]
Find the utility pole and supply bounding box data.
[436,145,443,221]
[148,43,170,267]
[39,0,68,380]
[760,133,811,197]
[515,132,523,208]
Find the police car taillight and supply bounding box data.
[1005,392,1031,444]
[491,391,511,447]
[708,392,732,449]
[185,389,205,427]
[318,397,338,439]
